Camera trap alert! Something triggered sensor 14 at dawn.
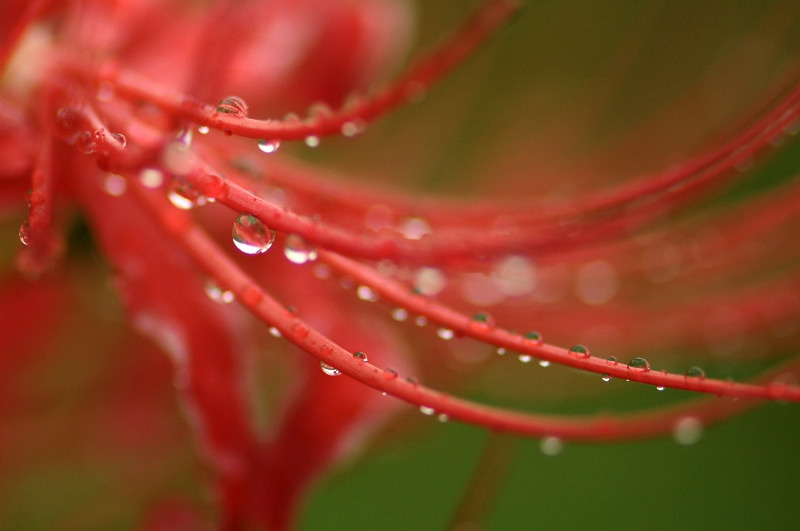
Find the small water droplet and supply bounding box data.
[168,180,206,209]
[391,308,408,322]
[198,173,226,201]
[606,356,618,365]
[268,326,281,337]
[673,416,703,445]
[601,373,611,382]
[419,406,435,416]
[111,132,126,147]
[341,119,366,137]
[197,125,210,135]
[304,135,320,148]
[399,217,431,240]
[319,344,333,356]
[205,281,234,303]
[356,285,378,302]
[414,315,428,327]
[257,139,281,154]
[232,214,275,254]
[685,366,706,380]
[139,168,164,189]
[241,284,262,307]
[18,220,31,246]
[523,331,542,344]
[290,323,308,339]
[437,328,454,340]
[383,368,398,380]
[76,130,97,154]
[538,360,550,368]
[217,96,248,117]
[627,357,651,372]
[353,351,368,362]
[496,347,506,356]
[437,413,449,423]
[540,436,563,456]
[284,234,318,264]
[469,312,495,331]
[518,354,532,363]
[320,361,341,376]
[413,267,446,296]
[568,345,590,359]
[103,174,127,196]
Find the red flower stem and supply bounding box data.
[84,0,519,141]
[125,178,798,441]
[319,249,800,402]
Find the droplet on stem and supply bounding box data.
[232,214,275,254]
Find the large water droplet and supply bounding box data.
[568,345,590,359]
[320,361,341,376]
[627,357,651,372]
[257,139,281,154]
[284,234,318,264]
[353,351,368,362]
[232,214,275,254]
[217,96,248,117]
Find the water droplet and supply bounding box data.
[257,139,281,154]
[656,386,665,391]
[168,180,206,209]
[198,173,226,201]
[111,132,127,147]
[437,328,454,340]
[419,406,435,416]
[341,119,366,137]
[139,168,164,189]
[437,413,449,423]
[197,125,210,135]
[216,96,248,117]
[205,281,234,303]
[406,376,419,387]
[518,354,532,363]
[304,135,320,148]
[540,436,563,456]
[320,361,341,376]
[413,267,446,296]
[523,331,542,344]
[54,107,85,143]
[356,285,378,302]
[627,357,651,372]
[319,344,333,356]
[672,416,703,445]
[284,234,318,264]
[414,315,428,327]
[601,373,611,382]
[103,174,127,196]
[606,356,618,365]
[399,217,431,240]
[290,323,308,339]
[268,326,281,337]
[18,220,31,246]
[383,368,398,380]
[232,214,275,254]
[470,312,495,331]
[76,130,97,154]
[353,351,368,362]
[391,308,408,322]
[241,285,262,307]
[568,345,590,359]
[538,360,550,368]
[496,347,506,356]
[685,366,706,380]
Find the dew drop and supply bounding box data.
[284,234,318,264]
[685,366,706,380]
[540,436,563,456]
[111,132,127,147]
[304,135,320,148]
[606,356,618,365]
[216,96,248,117]
[496,347,506,356]
[413,267,446,296]
[198,173,226,201]
[383,368,398,380]
[241,284,262,307]
[205,281,234,303]
[341,119,366,137]
[356,285,378,302]
[518,354,532,363]
[437,414,449,423]
[656,385,666,391]
[197,125,210,135]
[568,345,590,359]
[319,344,333,356]
[627,357,651,372]
[414,315,428,327]
[232,214,275,254]
[268,326,282,338]
[673,416,703,445]
[353,351,368,362]
[437,328,454,340]
[399,217,431,240]
[76,130,96,154]
[469,312,495,331]
[538,360,550,368]
[290,323,309,339]
[257,139,281,154]
[391,308,408,322]
[168,180,206,210]
[103,174,127,197]
[139,168,164,189]
[320,361,341,376]
[523,331,543,344]
[601,373,611,382]
[18,220,31,246]
[419,406,435,416]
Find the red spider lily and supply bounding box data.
[2,0,800,529]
